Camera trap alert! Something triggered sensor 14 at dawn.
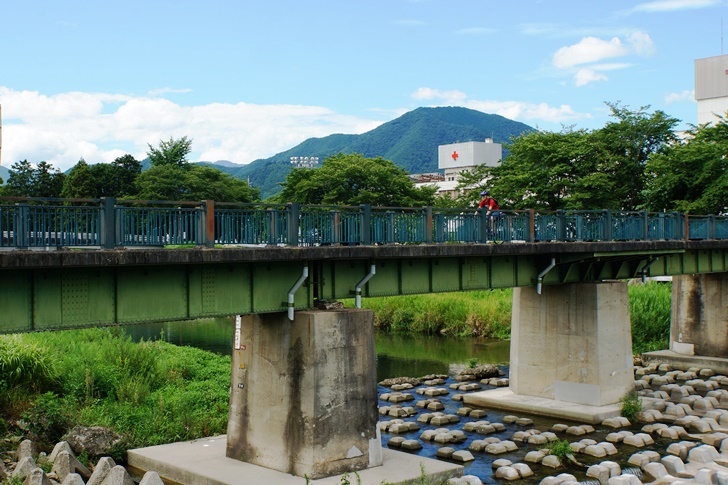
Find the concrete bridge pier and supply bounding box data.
[226,309,382,479]
[643,273,728,373]
[466,282,634,422]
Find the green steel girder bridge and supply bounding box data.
[1,197,727,334]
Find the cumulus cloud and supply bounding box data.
[574,68,609,87]
[0,87,384,171]
[665,90,696,104]
[411,88,589,124]
[630,0,721,12]
[552,32,655,86]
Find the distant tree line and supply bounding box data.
[0,136,261,203]
[2,104,726,213]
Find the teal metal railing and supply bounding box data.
[0,197,727,249]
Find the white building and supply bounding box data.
[695,54,728,125]
[415,138,502,198]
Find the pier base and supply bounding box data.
[466,282,633,420]
[225,309,382,479]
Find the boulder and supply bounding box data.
[64,426,121,457]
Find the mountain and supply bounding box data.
[0,165,9,182]
[220,106,534,199]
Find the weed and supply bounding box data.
[621,390,643,421]
[548,440,572,461]
[467,357,479,368]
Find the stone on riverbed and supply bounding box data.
[387,436,405,448]
[603,417,631,428]
[495,466,521,480]
[541,455,562,468]
[436,447,455,459]
[688,444,720,463]
[539,473,577,485]
[452,450,475,463]
[660,455,686,476]
[400,439,422,451]
[379,377,421,387]
[447,475,484,485]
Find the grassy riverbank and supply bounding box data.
[0,328,230,460]
[357,281,671,354]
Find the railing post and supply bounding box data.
[360,204,371,245]
[710,214,716,239]
[479,208,488,243]
[604,210,612,241]
[685,213,690,240]
[641,211,648,240]
[527,209,535,242]
[424,206,433,244]
[332,210,341,245]
[15,203,29,249]
[556,210,566,241]
[198,200,215,248]
[100,197,116,249]
[287,202,300,247]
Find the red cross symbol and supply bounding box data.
[452,151,459,160]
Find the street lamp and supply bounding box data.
[290,156,319,168]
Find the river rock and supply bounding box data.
[64,426,121,457]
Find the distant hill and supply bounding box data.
[212,106,534,199]
[0,166,9,182]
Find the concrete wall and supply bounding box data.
[226,309,380,479]
[509,282,634,406]
[671,273,728,357]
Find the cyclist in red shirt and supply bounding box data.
[475,191,499,216]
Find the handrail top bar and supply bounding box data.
[0,196,101,204]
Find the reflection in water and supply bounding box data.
[124,317,511,380]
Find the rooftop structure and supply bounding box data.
[695,54,728,124]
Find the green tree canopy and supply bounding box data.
[643,115,728,214]
[4,160,65,198]
[147,136,193,168]
[275,153,437,206]
[134,164,260,202]
[481,103,679,211]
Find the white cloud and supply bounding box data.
[0,87,384,171]
[411,88,589,124]
[552,36,629,68]
[665,90,696,104]
[574,68,609,87]
[411,88,468,103]
[551,32,655,86]
[631,0,721,12]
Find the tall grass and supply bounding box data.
[629,281,671,353]
[359,282,671,353]
[358,289,512,339]
[0,328,230,457]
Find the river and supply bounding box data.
[124,316,511,381]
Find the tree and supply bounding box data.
[5,160,36,197]
[276,153,437,206]
[147,136,193,169]
[111,154,142,197]
[481,103,679,211]
[61,159,96,199]
[643,116,728,214]
[594,103,678,210]
[134,164,260,202]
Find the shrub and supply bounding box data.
[21,392,72,447]
[621,390,643,421]
[548,439,572,460]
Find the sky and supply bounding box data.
[1,0,726,172]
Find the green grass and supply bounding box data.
[0,328,230,459]
[352,289,513,339]
[356,282,671,353]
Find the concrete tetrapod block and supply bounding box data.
[49,442,74,462]
[61,473,86,485]
[87,457,116,485]
[11,456,37,480]
[16,440,39,460]
[138,471,165,485]
[689,445,721,464]
[51,450,92,482]
[99,465,134,485]
[587,464,610,485]
[25,468,52,485]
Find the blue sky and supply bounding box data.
[1,0,726,171]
